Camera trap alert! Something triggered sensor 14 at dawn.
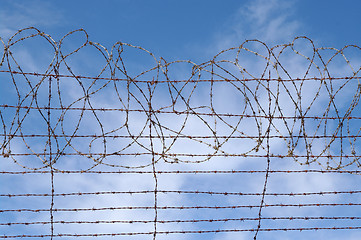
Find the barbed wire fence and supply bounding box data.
[0,28,360,239]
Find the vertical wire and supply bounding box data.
[148,83,158,240]
[254,71,272,240]
[50,163,54,240]
[48,73,54,240]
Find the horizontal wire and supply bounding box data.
[1,226,361,238]
[1,190,360,198]
[2,133,361,139]
[1,104,361,120]
[1,69,360,83]
[1,216,360,226]
[4,152,361,158]
[1,170,360,174]
[1,203,360,213]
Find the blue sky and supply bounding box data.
[1,0,361,239]
[1,0,361,59]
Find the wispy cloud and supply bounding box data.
[0,1,62,39]
[211,0,300,51]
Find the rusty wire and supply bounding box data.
[2,216,361,226]
[1,28,361,239]
[2,227,361,239]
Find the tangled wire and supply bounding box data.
[0,27,361,171]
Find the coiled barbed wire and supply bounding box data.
[0,27,361,171]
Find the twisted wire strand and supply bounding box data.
[0,28,361,171]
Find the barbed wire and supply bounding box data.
[1,169,361,175]
[2,216,361,226]
[1,28,361,239]
[2,226,361,239]
[2,189,360,197]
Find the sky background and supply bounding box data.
[1,0,361,239]
[1,0,361,60]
